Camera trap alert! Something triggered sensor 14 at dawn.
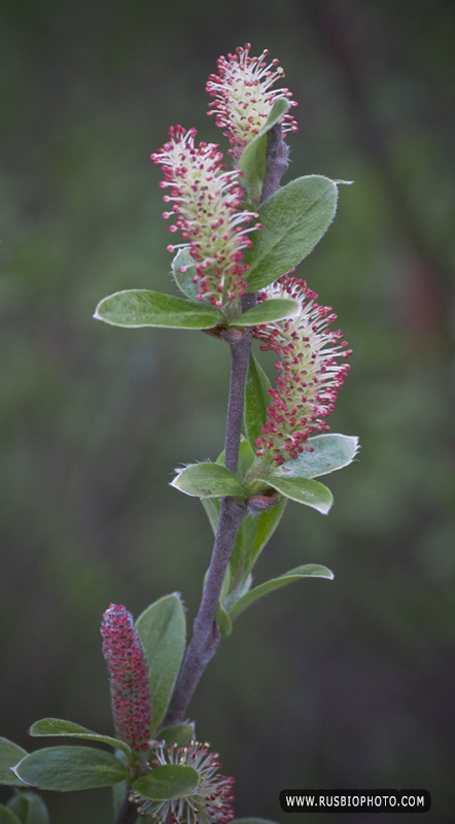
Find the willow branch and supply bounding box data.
[162,332,251,727]
[113,125,290,824]
[163,128,289,727]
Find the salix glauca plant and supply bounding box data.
[0,44,358,824]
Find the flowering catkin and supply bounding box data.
[101,604,152,753]
[130,740,235,824]
[151,125,260,308]
[253,275,352,464]
[206,43,298,163]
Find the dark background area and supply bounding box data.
[1,1,454,822]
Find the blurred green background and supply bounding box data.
[1,0,454,822]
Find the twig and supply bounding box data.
[114,796,139,824]
[163,330,253,727]
[163,127,289,727]
[261,123,289,203]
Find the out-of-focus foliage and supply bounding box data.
[1,1,454,822]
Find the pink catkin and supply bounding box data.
[253,275,352,465]
[151,125,260,308]
[101,604,152,753]
[206,43,298,163]
[132,740,235,824]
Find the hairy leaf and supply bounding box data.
[0,739,27,787]
[29,719,131,756]
[171,463,245,499]
[221,496,286,613]
[157,724,195,748]
[216,601,233,639]
[201,498,219,536]
[261,475,333,514]
[229,564,334,620]
[245,176,338,291]
[94,289,222,329]
[171,249,199,302]
[7,791,49,824]
[274,434,359,479]
[244,355,271,448]
[231,298,299,327]
[13,747,128,791]
[244,495,287,573]
[215,439,256,482]
[136,594,186,734]
[112,780,128,817]
[132,765,199,801]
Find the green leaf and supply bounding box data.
[274,434,359,479]
[29,719,131,757]
[223,516,255,593]
[111,749,129,814]
[7,791,49,824]
[216,601,233,638]
[222,569,253,613]
[237,439,257,481]
[132,765,199,801]
[244,355,271,448]
[215,438,256,483]
[244,495,287,573]
[221,495,286,614]
[171,249,200,303]
[112,779,128,817]
[201,440,286,609]
[261,475,333,514]
[226,497,285,586]
[218,561,232,602]
[136,594,186,734]
[239,98,291,207]
[171,463,245,499]
[94,289,222,330]
[229,564,334,620]
[0,807,21,824]
[231,298,299,327]
[157,724,195,748]
[13,747,128,791]
[201,497,219,535]
[0,739,28,787]
[245,175,339,291]
[5,796,27,822]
